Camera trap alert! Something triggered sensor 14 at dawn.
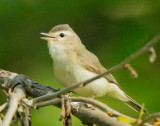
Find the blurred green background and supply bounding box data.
[0,0,160,125]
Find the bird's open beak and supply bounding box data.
[40,33,56,40]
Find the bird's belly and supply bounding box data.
[54,63,111,97]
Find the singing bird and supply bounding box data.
[41,24,147,113]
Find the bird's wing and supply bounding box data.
[77,49,121,88]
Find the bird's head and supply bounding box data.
[41,24,84,60]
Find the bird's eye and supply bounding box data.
[60,33,65,37]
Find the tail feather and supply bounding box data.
[125,95,148,114]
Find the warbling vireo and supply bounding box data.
[41,24,147,113]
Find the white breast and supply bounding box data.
[48,41,118,97]
[48,41,127,99]
[54,60,113,97]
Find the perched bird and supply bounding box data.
[41,24,147,113]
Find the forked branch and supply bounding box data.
[0,69,133,126]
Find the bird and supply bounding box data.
[41,24,147,113]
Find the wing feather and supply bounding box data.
[77,49,121,88]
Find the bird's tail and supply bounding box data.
[125,94,148,113]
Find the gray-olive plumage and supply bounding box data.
[41,24,147,113]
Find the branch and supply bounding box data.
[139,113,160,126]
[71,102,132,126]
[30,97,135,121]
[23,105,31,126]
[0,69,135,126]
[30,33,160,104]
[24,98,132,126]
[0,102,8,113]
[0,69,57,97]
[148,46,157,63]
[2,85,25,126]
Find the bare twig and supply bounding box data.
[60,97,66,123]
[0,68,154,126]
[139,112,160,126]
[0,102,8,113]
[17,105,24,126]
[148,47,157,63]
[71,102,132,126]
[30,34,160,104]
[135,103,145,125]
[2,86,26,126]
[124,64,138,78]
[30,97,135,121]
[22,105,31,126]
[60,96,72,126]
[23,97,134,126]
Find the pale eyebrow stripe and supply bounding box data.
[56,31,73,36]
